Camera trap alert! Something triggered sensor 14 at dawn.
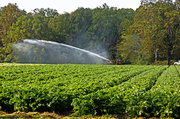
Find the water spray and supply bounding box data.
[13,39,110,64]
[23,39,110,61]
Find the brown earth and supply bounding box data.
[0,111,172,119]
[0,111,69,118]
[0,111,121,119]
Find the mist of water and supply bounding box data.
[13,39,110,64]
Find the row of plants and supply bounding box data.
[71,65,167,116]
[0,64,158,113]
[127,65,180,118]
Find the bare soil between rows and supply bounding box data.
[0,111,125,119]
[0,111,171,119]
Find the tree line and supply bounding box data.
[0,0,180,65]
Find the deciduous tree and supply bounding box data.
[0,3,26,62]
[132,0,180,65]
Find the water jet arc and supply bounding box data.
[14,39,110,64]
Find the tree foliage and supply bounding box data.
[0,3,26,62]
[0,1,179,64]
[118,0,180,64]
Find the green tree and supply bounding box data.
[32,8,60,41]
[87,4,135,60]
[0,3,26,62]
[8,14,34,42]
[65,7,92,47]
[32,8,59,18]
[31,14,50,40]
[8,8,59,43]
[117,19,143,64]
[118,35,142,64]
[48,12,71,43]
[88,4,119,47]
[2,3,136,63]
[132,0,180,65]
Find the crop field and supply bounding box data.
[0,64,180,118]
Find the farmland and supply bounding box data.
[0,64,180,118]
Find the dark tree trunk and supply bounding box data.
[167,46,172,66]
[155,48,158,62]
[166,33,173,66]
[167,56,171,66]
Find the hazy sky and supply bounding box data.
[1,0,141,14]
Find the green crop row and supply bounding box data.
[127,65,180,118]
[71,65,167,115]
[2,64,179,118]
[0,64,155,112]
[176,65,180,74]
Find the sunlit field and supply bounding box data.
[0,64,180,118]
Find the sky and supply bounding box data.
[1,0,141,14]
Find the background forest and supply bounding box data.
[0,0,180,65]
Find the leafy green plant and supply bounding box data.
[127,66,180,118]
[1,64,179,118]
